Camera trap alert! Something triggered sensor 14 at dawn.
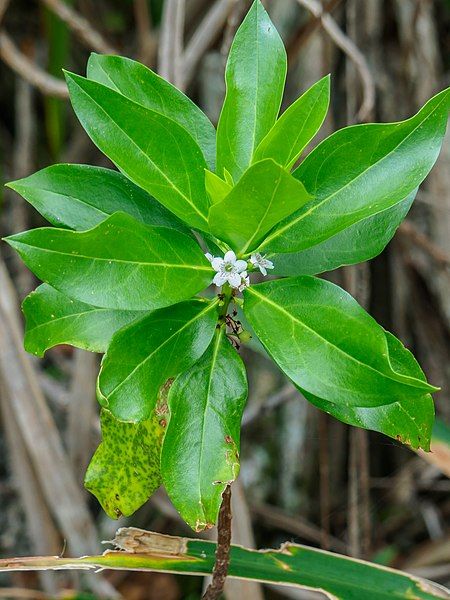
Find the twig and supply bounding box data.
[398,220,450,269]
[252,502,348,554]
[0,260,119,599]
[318,412,331,550]
[0,0,10,24]
[0,31,68,98]
[68,350,97,484]
[133,0,156,66]
[202,485,232,600]
[182,0,230,90]
[242,383,298,427]
[11,73,35,296]
[0,385,61,595]
[39,0,117,54]
[220,0,248,60]
[158,0,185,88]
[225,481,264,599]
[295,0,375,122]
[287,0,343,64]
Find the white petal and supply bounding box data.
[213,272,227,286]
[235,259,248,273]
[205,253,213,262]
[238,276,250,292]
[250,254,258,266]
[260,266,267,276]
[265,259,274,270]
[211,257,224,271]
[228,272,242,288]
[224,250,236,263]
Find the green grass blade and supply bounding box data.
[0,529,448,599]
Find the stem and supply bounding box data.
[218,284,233,320]
[202,485,232,600]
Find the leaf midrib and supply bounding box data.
[11,242,212,271]
[246,287,430,395]
[197,329,224,524]
[258,92,448,251]
[103,300,218,401]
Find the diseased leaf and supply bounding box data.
[209,160,311,255]
[64,71,210,231]
[272,191,416,276]
[162,330,247,531]
[85,409,167,519]
[243,277,437,410]
[23,284,142,356]
[5,213,212,311]
[253,75,330,169]
[300,331,434,450]
[7,164,190,233]
[259,88,450,255]
[216,0,287,181]
[97,299,218,422]
[87,54,216,169]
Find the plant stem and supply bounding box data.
[202,485,232,600]
[218,284,233,320]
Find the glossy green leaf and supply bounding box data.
[216,0,287,181]
[4,531,448,600]
[5,212,212,311]
[7,164,190,233]
[64,71,210,231]
[259,88,450,255]
[300,331,434,450]
[87,54,216,169]
[272,191,416,276]
[97,299,218,422]
[23,284,142,357]
[253,75,330,169]
[84,409,166,519]
[208,160,311,255]
[162,330,247,531]
[204,170,232,205]
[244,277,437,410]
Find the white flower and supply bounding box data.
[206,250,248,289]
[250,253,274,276]
[238,274,250,293]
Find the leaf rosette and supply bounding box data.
[4,0,449,532]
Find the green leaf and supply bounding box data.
[5,212,212,311]
[97,299,219,422]
[162,330,247,531]
[216,0,287,181]
[64,71,210,231]
[208,160,311,255]
[84,409,166,519]
[7,532,448,600]
[259,88,450,255]
[272,191,416,276]
[204,170,232,205]
[300,331,434,450]
[7,164,190,233]
[23,284,142,357]
[253,75,330,169]
[87,54,216,169]
[243,277,437,410]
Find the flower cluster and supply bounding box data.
[206,250,274,291]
